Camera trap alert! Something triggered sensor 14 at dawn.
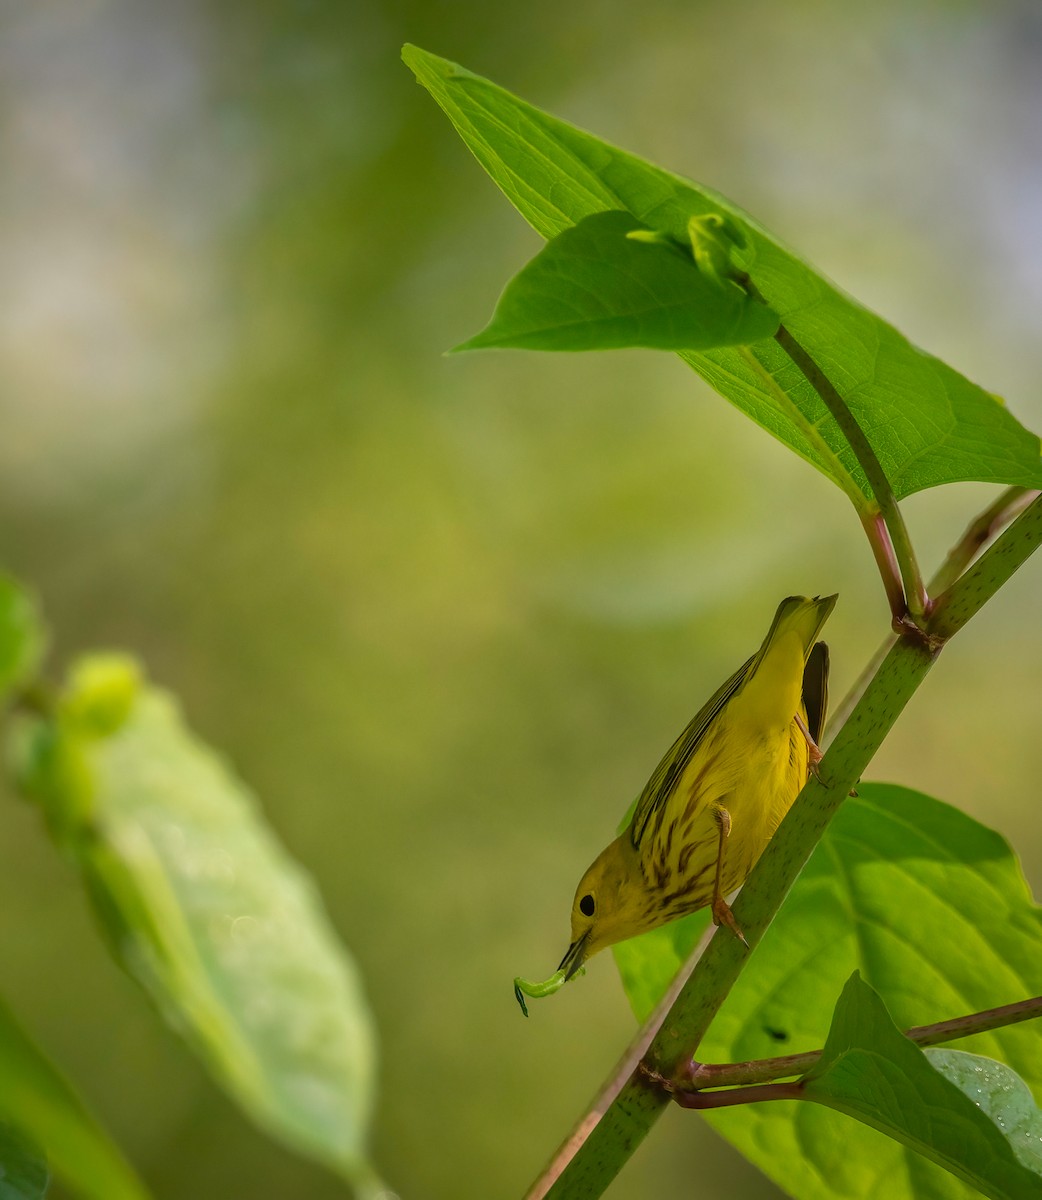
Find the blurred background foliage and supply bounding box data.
[1,1,1040,1197]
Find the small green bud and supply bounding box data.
[687,212,751,284]
[625,228,673,246]
[63,654,142,737]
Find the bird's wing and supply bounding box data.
[802,641,830,744]
[629,655,754,849]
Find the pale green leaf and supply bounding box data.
[13,657,382,1196]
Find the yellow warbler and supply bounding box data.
[514,594,836,1015]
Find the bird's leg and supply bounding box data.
[794,714,857,795]
[794,712,823,778]
[710,804,749,947]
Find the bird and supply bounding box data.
[514,593,836,1015]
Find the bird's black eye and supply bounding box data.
[579,894,595,917]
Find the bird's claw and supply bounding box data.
[712,896,749,948]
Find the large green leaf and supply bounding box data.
[614,783,1042,1200]
[0,998,148,1200]
[403,45,1042,503]
[799,973,1042,1199]
[0,576,46,706]
[12,656,383,1196]
[456,210,779,352]
[0,1122,48,1200]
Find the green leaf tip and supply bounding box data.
[623,228,691,262]
[625,228,672,246]
[401,43,473,86]
[63,655,142,738]
[687,212,751,284]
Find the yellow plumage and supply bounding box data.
[514,594,836,1013]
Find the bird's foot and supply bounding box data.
[711,895,749,948]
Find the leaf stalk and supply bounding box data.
[674,992,1042,1097]
[768,317,928,625]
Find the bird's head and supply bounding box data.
[513,833,646,1015]
[558,834,647,980]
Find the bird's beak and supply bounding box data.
[557,930,591,981]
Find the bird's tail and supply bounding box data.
[758,594,838,663]
[736,595,838,735]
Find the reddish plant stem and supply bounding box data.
[860,509,910,628]
[676,993,1042,1095]
[766,310,929,623]
[672,1081,803,1110]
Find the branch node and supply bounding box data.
[635,1059,674,1094]
[891,613,946,656]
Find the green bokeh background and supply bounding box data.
[1,2,1040,1198]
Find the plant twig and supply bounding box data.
[859,510,907,627]
[675,993,1042,1094]
[672,1081,801,1109]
